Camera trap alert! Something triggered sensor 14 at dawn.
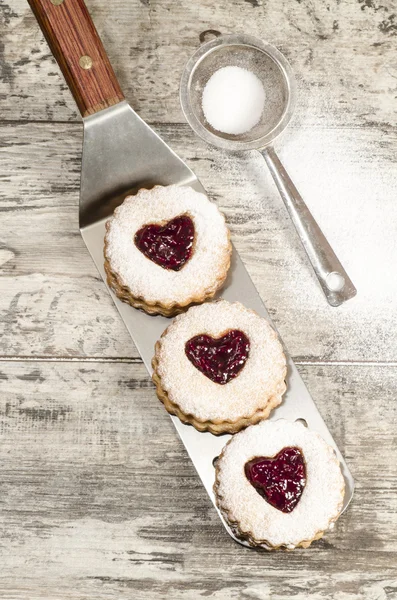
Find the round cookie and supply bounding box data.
[104,185,231,317]
[152,300,287,434]
[214,419,345,549]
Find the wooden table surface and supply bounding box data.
[1,0,397,598]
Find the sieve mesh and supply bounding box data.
[180,34,296,151]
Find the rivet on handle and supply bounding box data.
[79,55,93,69]
[50,0,64,5]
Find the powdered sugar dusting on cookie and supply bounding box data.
[105,185,231,305]
[216,420,345,548]
[156,301,287,422]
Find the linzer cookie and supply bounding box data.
[152,300,287,434]
[214,419,345,549]
[104,185,231,316]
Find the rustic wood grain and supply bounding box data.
[0,362,396,599]
[1,0,397,597]
[1,0,397,126]
[1,121,396,361]
[27,0,124,117]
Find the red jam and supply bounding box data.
[245,447,306,513]
[134,215,194,271]
[185,330,250,385]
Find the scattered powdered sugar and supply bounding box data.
[157,300,286,422]
[216,419,345,548]
[202,66,266,135]
[105,185,230,305]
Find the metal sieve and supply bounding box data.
[180,33,356,307]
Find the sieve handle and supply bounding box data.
[261,146,356,307]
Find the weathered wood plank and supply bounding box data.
[1,0,396,597]
[1,122,396,361]
[1,0,396,126]
[0,361,396,598]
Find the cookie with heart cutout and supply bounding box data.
[214,419,346,550]
[104,185,232,317]
[152,300,287,434]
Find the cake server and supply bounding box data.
[28,0,354,546]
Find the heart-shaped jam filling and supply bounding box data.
[185,330,250,385]
[245,447,306,513]
[134,215,194,271]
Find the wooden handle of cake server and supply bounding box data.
[27,0,125,117]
